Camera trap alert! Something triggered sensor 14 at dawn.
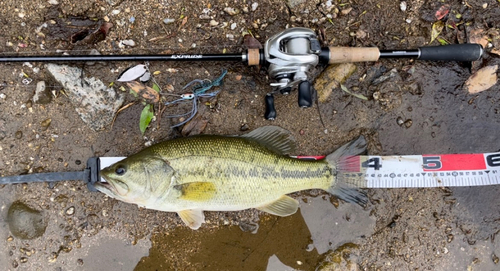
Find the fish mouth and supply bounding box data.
[94,174,129,197]
[93,176,117,194]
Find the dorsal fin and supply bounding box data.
[241,126,296,155]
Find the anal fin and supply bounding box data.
[257,195,299,217]
[178,209,205,230]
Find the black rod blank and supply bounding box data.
[0,53,244,63]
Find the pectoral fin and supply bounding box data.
[257,195,299,217]
[178,209,205,230]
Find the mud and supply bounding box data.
[1,0,500,270]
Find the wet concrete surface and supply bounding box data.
[1,0,500,270]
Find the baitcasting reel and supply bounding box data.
[259,27,483,120]
[263,28,322,120]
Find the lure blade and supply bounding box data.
[139,72,151,83]
[117,64,148,82]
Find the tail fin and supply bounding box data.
[325,136,368,205]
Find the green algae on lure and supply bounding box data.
[95,126,367,230]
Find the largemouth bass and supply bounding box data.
[96,126,367,230]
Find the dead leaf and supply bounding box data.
[126,81,160,103]
[181,114,208,136]
[465,65,498,94]
[178,16,188,31]
[468,28,489,48]
[165,84,175,92]
[243,34,262,49]
[435,4,450,20]
[431,21,444,43]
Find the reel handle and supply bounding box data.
[298,81,312,108]
[264,94,277,120]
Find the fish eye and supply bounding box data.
[115,165,127,176]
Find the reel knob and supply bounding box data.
[298,81,312,107]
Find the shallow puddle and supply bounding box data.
[135,195,374,270]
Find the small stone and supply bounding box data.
[251,2,258,11]
[209,20,219,26]
[482,3,488,9]
[103,16,110,22]
[48,0,59,5]
[163,18,175,24]
[242,6,249,13]
[18,12,25,18]
[0,93,6,99]
[77,259,84,266]
[231,23,237,30]
[41,118,51,130]
[397,117,404,126]
[15,131,23,139]
[12,260,18,268]
[404,119,413,128]
[20,257,28,263]
[65,206,75,216]
[240,123,249,131]
[224,7,240,16]
[400,1,407,12]
[341,7,353,15]
[492,253,499,264]
[111,10,120,15]
[226,34,234,41]
[48,252,58,263]
[356,29,367,39]
[121,39,136,47]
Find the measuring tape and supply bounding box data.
[343,153,500,188]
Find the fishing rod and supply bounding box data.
[0,27,483,120]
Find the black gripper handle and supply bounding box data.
[418,44,483,61]
[264,94,277,120]
[298,81,312,108]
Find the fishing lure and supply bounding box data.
[165,69,227,127]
